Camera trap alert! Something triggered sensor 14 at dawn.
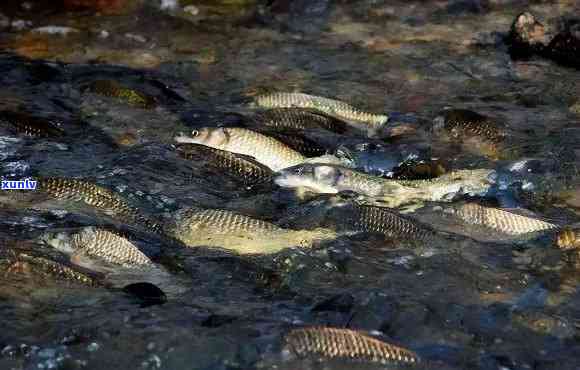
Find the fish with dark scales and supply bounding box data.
[433,109,507,144]
[12,177,163,234]
[251,108,349,134]
[85,80,158,109]
[6,251,105,287]
[41,227,156,268]
[175,143,274,187]
[0,110,65,138]
[433,109,508,159]
[556,226,580,250]
[337,202,437,242]
[258,129,327,157]
[556,227,580,268]
[283,327,420,366]
[253,92,388,137]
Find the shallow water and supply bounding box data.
[1,0,580,369]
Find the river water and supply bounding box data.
[0,1,580,369]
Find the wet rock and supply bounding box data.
[201,314,238,328]
[446,0,489,15]
[259,0,333,34]
[311,293,354,313]
[63,0,140,14]
[348,292,397,332]
[506,12,549,59]
[391,159,447,181]
[545,31,580,69]
[122,282,167,307]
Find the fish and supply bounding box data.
[86,80,157,109]
[258,130,327,157]
[41,227,156,268]
[7,251,105,287]
[252,92,388,137]
[251,108,349,133]
[10,177,163,233]
[275,163,495,209]
[433,109,507,144]
[175,143,274,187]
[283,327,420,366]
[340,202,437,241]
[556,227,580,250]
[444,202,559,236]
[0,111,65,138]
[163,207,334,255]
[174,127,306,171]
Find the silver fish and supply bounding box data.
[253,92,388,137]
[175,127,306,171]
[275,163,495,209]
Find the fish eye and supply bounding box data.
[191,130,199,137]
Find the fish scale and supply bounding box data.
[453,203,559,236]
[252,108,348,133]
[0,111,65,138]
[275,163,494,209]
[436,109,506,143]
[70,227,154,267]
[164,207,335,254]
[14,253,104,287]
[37,177,162,233]
[186,207,281,233]
[254,92,388,135]
[349,203,435,241]
[176,144,273,186]
[226,128,305,170]
[283,327,420,365]
[175,127,306,171]
[86,80,157,109]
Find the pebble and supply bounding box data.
[86,342,100,352]
[32,26,80,36]
[125,33,147,43]
[183,5,199,16]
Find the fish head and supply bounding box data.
[39,229,75,254]
[174,127,228,147]
[457,169,496,197]
[275,164,341,194]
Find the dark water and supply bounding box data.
[1,1,580,369]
